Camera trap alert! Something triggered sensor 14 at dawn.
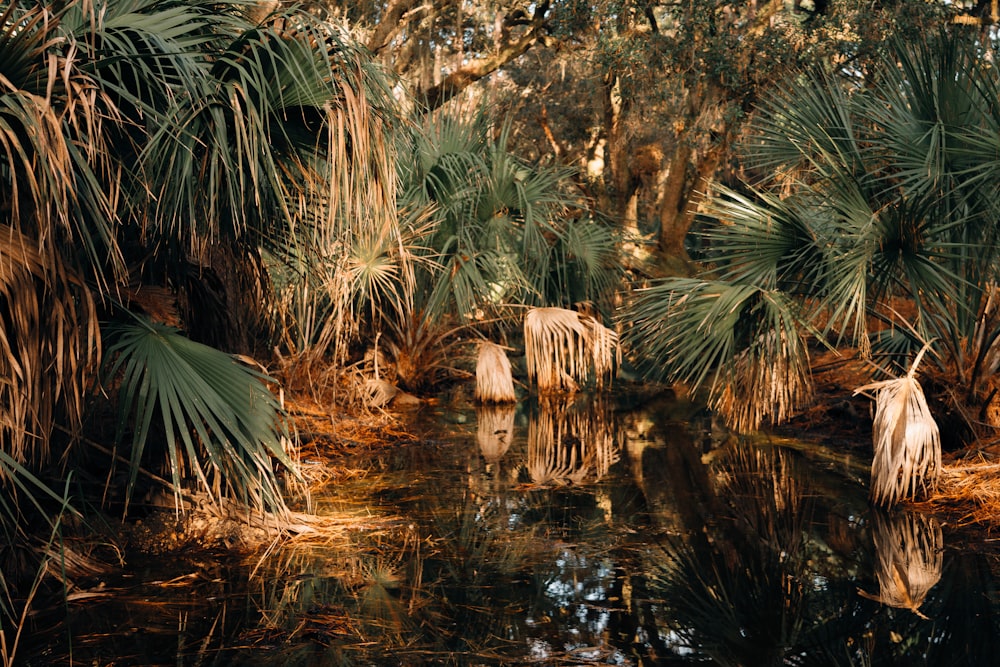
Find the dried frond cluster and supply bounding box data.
[855,347,941,507]
[524,307,619,394]
[715,329,813,434]
[475,341,516,403]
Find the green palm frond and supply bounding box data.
[624,279,812,431]
[105,319,295,514]
[742,66,863,181]
[706,188,825,293]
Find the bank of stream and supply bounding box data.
[22,390,1000,665]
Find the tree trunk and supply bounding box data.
[657,127,732,260]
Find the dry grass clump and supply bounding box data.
[911,455,1000,527]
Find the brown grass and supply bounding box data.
[909,454,1000,528]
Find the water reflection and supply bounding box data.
[859,510,943,619]
[525,396,621,486]
[648,443,817,666]
[476,404,516,463]
[22,394,1000,665]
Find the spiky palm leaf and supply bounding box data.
[625,279,813,432]
[105,319,295,514]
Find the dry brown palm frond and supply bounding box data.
[858,510,942,619]
[475,341,516,403]
[714,329,813,434]
[476,404,516,462]
[524,307,619,394]
[854,344,941,507]
[0,225,99,466]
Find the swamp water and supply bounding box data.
[24,392,1000,665]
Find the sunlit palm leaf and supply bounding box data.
[475,341,516,403]
[0,224,99,464]
[105,319,294,514]
[524,307,618,394]
[854,345,941,506]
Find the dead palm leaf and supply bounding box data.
[854,344,941,507]
[0,225,99,466]
[524,307,619,394]
[475,341,516,403]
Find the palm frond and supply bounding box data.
[105,319,295,514]
[854,345,941,506]
[624,279,813,431]
[0,225,99,464]
[475,341,516,404]
[524,307,619,394]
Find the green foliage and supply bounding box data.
[105,319,294,514]
[354,109,621,392]
[624,30,1000,439]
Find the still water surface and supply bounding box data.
[28,392,1000,665]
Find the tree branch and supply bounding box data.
[418,4,550,111]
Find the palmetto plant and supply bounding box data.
[0,0,400,638]
[623,30,1000,440]
[371,111,621,392]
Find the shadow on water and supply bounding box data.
[22,392,1000,665]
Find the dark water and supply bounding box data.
[23,393,1000,665]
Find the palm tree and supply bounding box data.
[0,0,401,642]
[623,29,1000,442]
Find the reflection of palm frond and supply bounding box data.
[475,342,516,403]
[477,405,516,462]
[855,346,941,507]
[526,397,620,485]
[651,444,812,665]
[860,510,942,619]
[713,445,806,553]
[524,307,618,394]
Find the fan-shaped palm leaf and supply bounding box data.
[105,318,295,514]
[624,279,812,431]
